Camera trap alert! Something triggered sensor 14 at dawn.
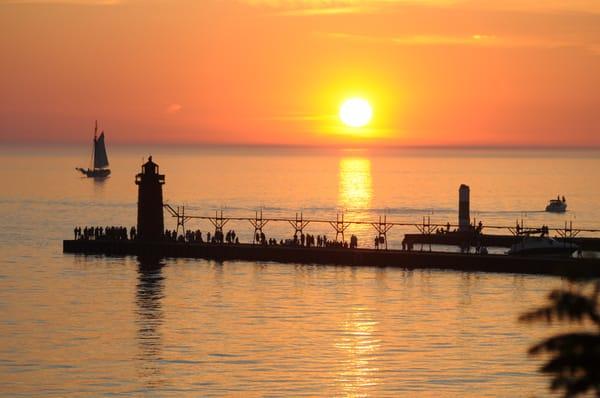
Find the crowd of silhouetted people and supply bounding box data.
[70,223,487,253]
[71,223,504,256]
[262,233,359,249]
[73,225,369,249]
[158,228,361,249]
[74,226,134,241]
[163,229,241,244]
[69,223,490,255]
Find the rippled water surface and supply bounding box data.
[1,146,599,396]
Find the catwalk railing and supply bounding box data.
[163,204,600,247]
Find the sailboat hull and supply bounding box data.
[77,168,111,178]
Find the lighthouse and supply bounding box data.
[135,156,165,241]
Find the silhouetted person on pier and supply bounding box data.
[350,234,358,249]
[476,221,483,234]
[374,236,379,249]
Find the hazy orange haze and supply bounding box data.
[1,0,599,146]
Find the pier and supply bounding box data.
[63,157,600,278]
[63,239,600,278]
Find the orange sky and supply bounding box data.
[1,0,599,147]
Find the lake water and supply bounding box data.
[1,146,599,396]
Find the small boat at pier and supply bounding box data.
[545,196,567,213]
[508,235,578,258]
[76,120,111,178]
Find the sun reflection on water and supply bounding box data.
[335,305,380,396]
[338,158,373,211]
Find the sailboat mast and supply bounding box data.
[91,120,98,169]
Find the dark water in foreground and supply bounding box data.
[1,146,599,396]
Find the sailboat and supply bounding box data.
[76,120,111,178]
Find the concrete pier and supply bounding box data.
[63,239,600,278]
[402,232,600,251]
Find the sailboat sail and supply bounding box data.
[93,132,109,169]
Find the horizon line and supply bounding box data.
[2,142,600,151]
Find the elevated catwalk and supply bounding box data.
[63,240,600,278]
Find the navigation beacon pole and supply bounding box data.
[458,184,470,232]
[135,156,165,241]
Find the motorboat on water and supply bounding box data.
[545,196,567,213]
[508,235,578,258]
[76,120,111,178]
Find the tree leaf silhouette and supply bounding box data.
[520,281,600,397]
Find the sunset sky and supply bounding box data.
[1,0,599,147]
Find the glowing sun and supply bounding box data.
[339,98,372,128]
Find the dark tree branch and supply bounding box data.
[520,281,600,397]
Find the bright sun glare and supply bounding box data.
[339,98,373,128]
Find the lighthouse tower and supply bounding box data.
[135,156,165,241]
